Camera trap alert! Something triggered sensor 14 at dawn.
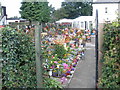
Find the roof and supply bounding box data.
[73,16,93,21]
[56,18,73,23]
[93,0,120,4]
[7,18,26,20]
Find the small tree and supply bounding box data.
[20,2,50,24]
[51,7,68,21]
[61,1,93,19]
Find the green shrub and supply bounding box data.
[2,27,37,88]
[53,44,67,59]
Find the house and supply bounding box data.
[0,4,27,26]
[0,4,7,25]
[92,0,120,24]
[7,18,27,25]
[72,0,120,30]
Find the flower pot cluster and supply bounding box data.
[42,26,86,84]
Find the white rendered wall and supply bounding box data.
[93,3,119,24]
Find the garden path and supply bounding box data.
[67,37,96,88]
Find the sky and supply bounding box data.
[0,0,64,18]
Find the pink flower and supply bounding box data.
[63,63,68,69]
[52,56,55,58]
[60,77,67,84]
[50,66,53,69]
[73,59,77,63]
[54,61,58,63]
[71,44,75,48]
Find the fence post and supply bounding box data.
[35,22,43,88]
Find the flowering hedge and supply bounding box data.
[98,20,120,88]
[2,27,36,88]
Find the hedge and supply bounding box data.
[2,27,37,88]
[98,20,120,88]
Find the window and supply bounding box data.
[81,22,84,28]
[105,7,108,13]
[89,21,92,30]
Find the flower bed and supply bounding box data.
[42,26,86,87]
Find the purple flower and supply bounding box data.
[73,64,76,67]
[61,73,67,77]
[66,71,70,74]
[71,68,74,71]
[52,65,55,68]
[52,72,58,77]
[76,59,79,61]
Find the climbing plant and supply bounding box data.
[98,20,120,88]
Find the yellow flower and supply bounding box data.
[67,53,70,56]
[62,70,66,73]
[58,60,62,63]
[53,70,57,72]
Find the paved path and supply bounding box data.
[68,37,96,88]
